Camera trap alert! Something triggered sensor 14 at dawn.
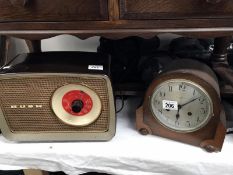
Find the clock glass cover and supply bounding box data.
[150,79,213,132]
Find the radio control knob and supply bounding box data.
[71,100,84,113]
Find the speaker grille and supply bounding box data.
[0,75,109,133]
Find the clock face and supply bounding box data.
[150,79,213,133]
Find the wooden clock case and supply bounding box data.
[136,60,226,152]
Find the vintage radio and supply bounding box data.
[0,52,115,141]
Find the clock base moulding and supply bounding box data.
[136,105,226,152]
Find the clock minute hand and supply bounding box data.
[175,97,200,121]
[180,97,200,108]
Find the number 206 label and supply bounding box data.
[162,100,178,110]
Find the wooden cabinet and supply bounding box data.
[120,0,233,19]
[0,0,108,22]
[0,0,232,40]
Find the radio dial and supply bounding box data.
[51,84,102,127]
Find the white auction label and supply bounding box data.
[162,100,178,110]
[88,65,104,70]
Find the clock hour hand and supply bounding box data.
[176,105,181,120]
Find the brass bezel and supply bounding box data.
[150,78,214,133]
